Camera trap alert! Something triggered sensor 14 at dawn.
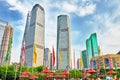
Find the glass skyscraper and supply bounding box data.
[82,50,88,68]
[56,15,71,70]
[22,4,45,67]
[86,33,98,68]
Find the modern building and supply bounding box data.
[44,48,51,68]
[0,20,6,50]
[77,58,80,69]
[56,15,71,70]
[91,54,120,69]
[82,50,88,68]
[0,20,13,66]
[50,53,52,69]
[86,33,99,67]
[21,4,45,67]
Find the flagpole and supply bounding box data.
[19,64,23,79]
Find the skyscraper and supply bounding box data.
[0,20,13,66]
[56,15,71,69]
[82,50,88,68]
[77,58,80,69]
[86,33,98,68]
[90,33,98,57]
[21,4,45,67]
[0,20,6,50]
[44,48,51,68]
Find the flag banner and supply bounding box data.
[102,57,106,69]
[105,58,110,68]
[52,46,55,66]
[59,49,62,68]
[108,56,113,69]
[114,58,117,70]
[93,60,96,68]
[4,38,12,62]
[21,40,25,65]
[33,44,37,64]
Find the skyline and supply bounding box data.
[0,0,120,63]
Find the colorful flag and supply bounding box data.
[74,51,76,69]
[113,58,117,70]
[102,56,106,69]
[4,38,12,62]
[59,49,62,67]
[33,44,37,64]
[21,40,25,65]
[52,46,55,66]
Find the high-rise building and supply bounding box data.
[0,20,6,50]
[21,4,45,67]
[50,53,52,69]
[82,50,88,68]
[90,33,98,57]
[86,33,99,67]
[77,58,80,69]
[44,48,51,68]
[56,15,71,70]
[0,20,13,66]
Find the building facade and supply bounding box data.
[86,33,99,68]
[44,48,51,68]
[77,58,80,69]
[91,54,120,69]
[82,50,88,68]
[56,15,71,70]
[0,20,13,66]
[0,20,6,50]
[22,4,45,67]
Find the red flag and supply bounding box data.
[52,46,55,66]
[74,51,76,69]
[21,40,25,65]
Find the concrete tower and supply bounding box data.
[0,20,13,66]
[24,4,45,67]
[56,15,71,70]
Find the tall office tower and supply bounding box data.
[23,4,45,67]
[86,33,98,67]
[82,50,88,68]
[0,20,6,50]
[56,15,71,70]
[20,12,31,65]
[0,20,13,66]
[90,33,98,57]
[44,48,51,68]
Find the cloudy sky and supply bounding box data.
[0,0,120,63]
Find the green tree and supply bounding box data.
[36,66,45,72]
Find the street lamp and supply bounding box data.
[14,63,19,80]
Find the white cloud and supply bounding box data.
[92,2,120,54]
[62,2,77,13]
[6,0,29,17]
[78,4,96,16]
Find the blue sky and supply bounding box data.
[0,0,120,63]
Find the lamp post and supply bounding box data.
[14,63,19,80]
